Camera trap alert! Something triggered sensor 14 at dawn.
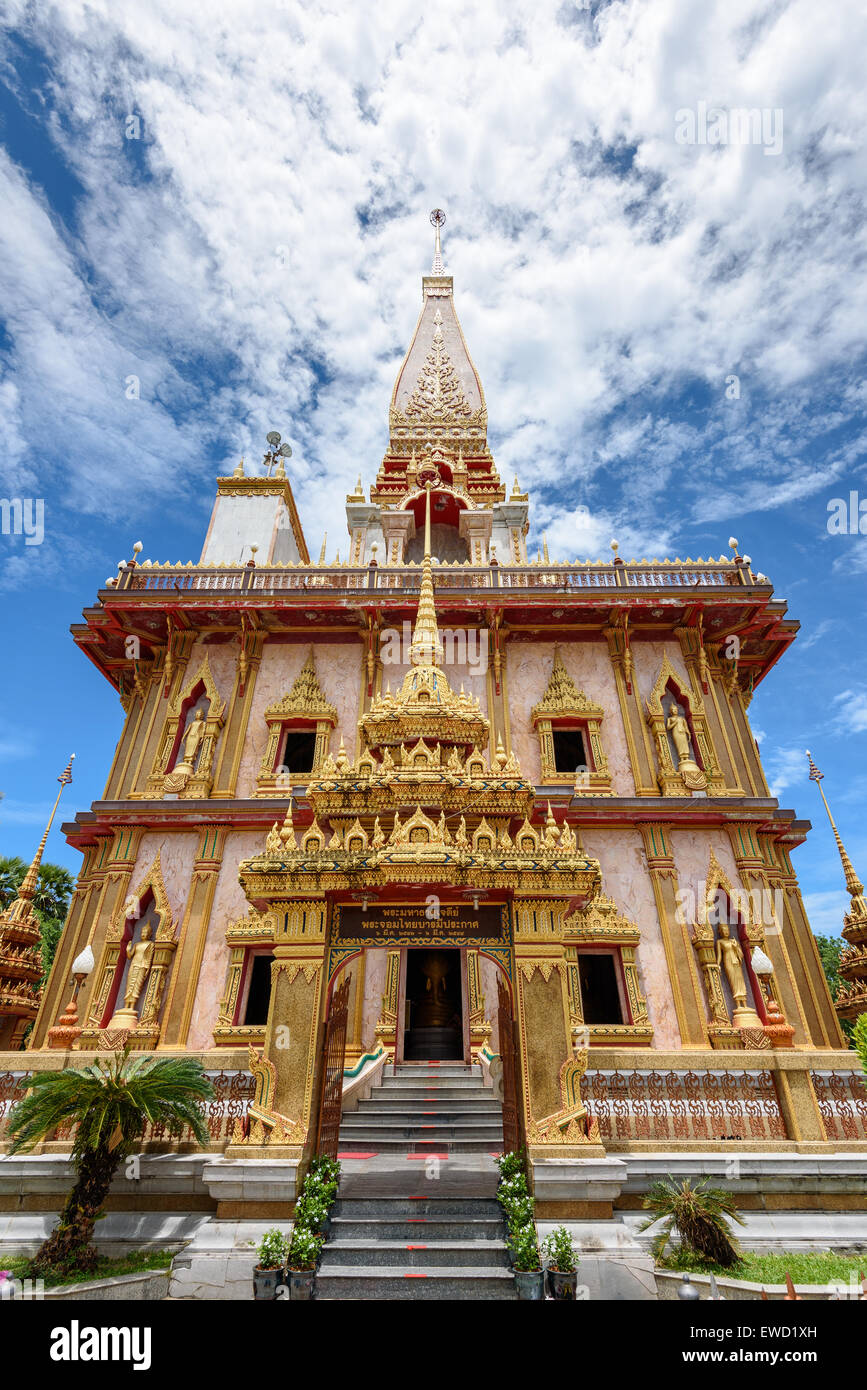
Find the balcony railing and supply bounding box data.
[120,558,754,598]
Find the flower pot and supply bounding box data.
[548,1269,578,1300]
[288,1268,316,1301]
[253,1266,282,1301]
[514,1269,545,1300]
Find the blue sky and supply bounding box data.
[0,0,865,939]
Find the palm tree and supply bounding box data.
[640,1176,745,1267]
[31,862,75,920]
[6,1047,213,1276]
[0,855,27,908]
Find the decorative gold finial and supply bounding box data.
[807,751,865,902]
[14,756,75,908]
[2,756,75,1046]
[319,533,327,564]
[409,482,444,667]
[430,208,446,274]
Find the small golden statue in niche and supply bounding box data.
[666,705,699,773]
[715,923,762,1027]
[179,708,206,769]
[108,922,155,1028]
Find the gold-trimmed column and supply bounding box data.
[639,822,707,1046]
[726,823,810,1047]
[604,619,656,793]
[160,826,229,1046]
[373,949,400,1054]
[212,631,264,797]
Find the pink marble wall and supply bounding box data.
[480,955,501,1053]
[506,642,635,794]
[132,832,200,921]
[580,827,682,1048]
[183,638,237,711]
[187,830,266,1051]
[360,948,388,1054]
[237,642,364,797]
[669,828,745,926]
[631,639,691,702]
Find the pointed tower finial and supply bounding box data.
[409,482,444,667]
[806,751,866,903]
[14,756,75,909]
[430,208,446,274]
[319,532,327,564]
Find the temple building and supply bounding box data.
[1,214,865,1297]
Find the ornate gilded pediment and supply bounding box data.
[263,650,337,725]
[564,892,640,944]
[532,648,604,724]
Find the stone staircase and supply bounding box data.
[316,1061,517,1300]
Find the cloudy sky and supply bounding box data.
[0,0,865,934]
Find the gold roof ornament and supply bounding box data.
[807,750,867,1019]
[532,647,604,724]
[0,756,74,1045]
[263,650,338,725]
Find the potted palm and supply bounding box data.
[542,1226,579,1299]
[510,1223,544,1300]
[5,1045,212,1280]
[286,1224,322,1300]
[254,1228,288,1300]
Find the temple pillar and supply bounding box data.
[211,631,264,797]
[228,898,329,1160]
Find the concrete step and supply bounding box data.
[378,1077,485,1091]
[391,1064,483,1076]
[315,1267,518,1300]
[319,1239,511,1269]
[331,1216,505,1241]
[348,1106,500,1117]
[352,1097,501,1112]
[333,1196,502,1218]
[340,1116,504,1136]
[337,1136,503,1154]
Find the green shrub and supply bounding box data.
[543,1226,578,1274]
[256,1228,288,1270]
[509,1223,542,1273]
[496,1148,526,1181]
[287,1225,322,1272]
[640,1177,745,1268]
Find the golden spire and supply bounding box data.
[806,751,865,903]
[6,756,74,923]
[807,750,867,1020]
[319,532,327,564]
[409,482,444,667]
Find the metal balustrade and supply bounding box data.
[121,559,752,597]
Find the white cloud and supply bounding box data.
[832,688,867,734]
[766,744,809,799]
[0,0,866,564]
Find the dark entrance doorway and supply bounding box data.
[404,948,463,1060]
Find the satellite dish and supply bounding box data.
[266,431,281,447]
[279,443,293,457]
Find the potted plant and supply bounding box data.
[286,1224,322,1300]
[296,1191,331,1240]
[510,1222,544,1300]
[253,1228,288,1300]
[542,1226,579,1300]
